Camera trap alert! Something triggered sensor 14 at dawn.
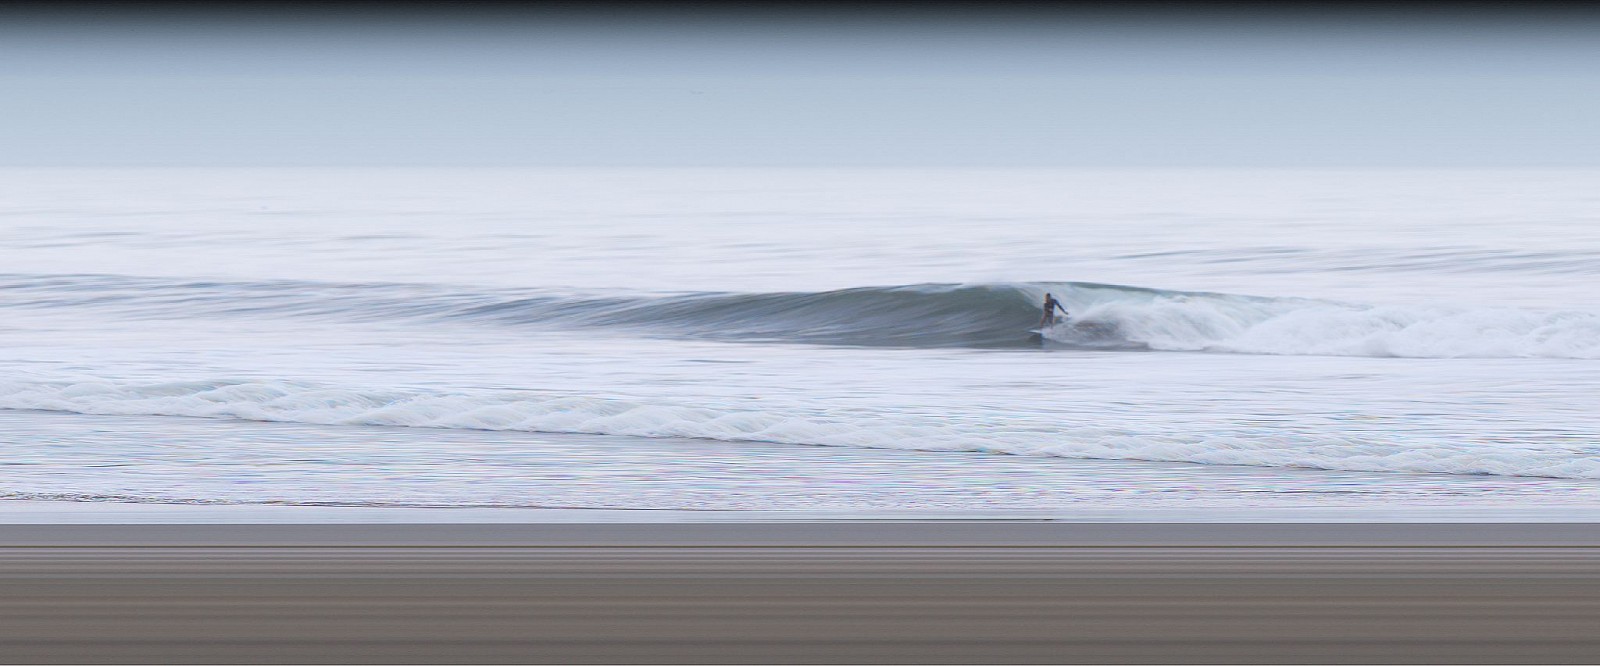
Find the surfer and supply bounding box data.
[1039,293,1069,327]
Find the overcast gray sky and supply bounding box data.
[3,6,1599,167]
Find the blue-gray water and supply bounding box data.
[2,168,1598,512]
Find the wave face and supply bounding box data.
[4,378,1597,480]
[3,273,1599,358]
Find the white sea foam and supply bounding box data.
[1052,286,1600,359]
[3,378,1596,480]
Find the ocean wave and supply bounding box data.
[1,378,1595,480]
[1043,286,1600,359]
[3,273,1599,358]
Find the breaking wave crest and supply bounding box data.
[3,378,1597,480]
[3,273,1599,358]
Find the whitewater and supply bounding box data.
[2,168,1598,511]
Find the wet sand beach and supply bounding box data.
[1,523,1598,664]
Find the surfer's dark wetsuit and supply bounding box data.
[1040,293,1069,327]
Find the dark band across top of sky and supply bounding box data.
[2,1,1598,167]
